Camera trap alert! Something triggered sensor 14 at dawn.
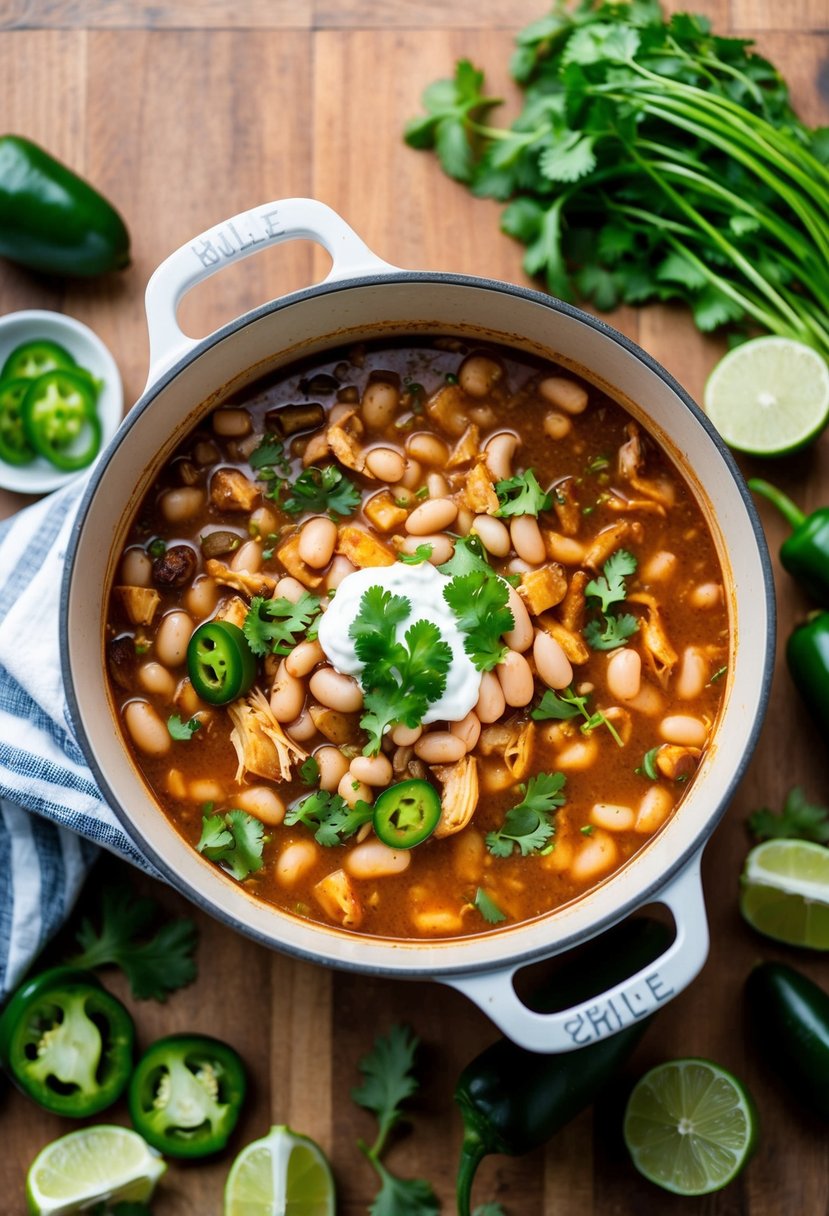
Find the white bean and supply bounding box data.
[159,487,204,523]
[571,830,618,882]
[362,380,400,429]
[275,576,307,603]
[298,517,338,569]
[455,508,474,536]
[450,711,481,752]
[427,472,450,498]
[503,587,534,653]
[452,829,484,882]
[484,433,518,481]
[250,505,278,538]
[391,723,422,746]
[154,610,194,667]
[641,550,677,583]
[233,785,285,825]
[212,407,252,437]
[533,630,573,689]
[398,532,454,566]
[276,839,318,887]
[269,660,306,723]
[188,779,223,803]
[510,515,546,565]
[138,662,177,699]
[688,582,723,609]
[407,432,449,465]
[325,556,357,591]
[285,708,317,743]
[659,714,708,747]
[365,447,406,482]
[184,576,219,620]
[555,737,599,771]
[350,753,393,787]
[345,840,411,879]
[496,651,535,707]
[310,667,364,712]
[471,514,511,558]
[414,731,466,764]
[635,786,674,833]
[401,458,423,490]
[606,648,642,701]
[459,354,503,398]
[591,803,635,832]
[475,670,506,723]
[337,772,373,807]
[676,646,708,700]
[316,746,350,792]
[286,639,324,678]
[543,411,572,440]
[121,548,152,586]
[230,538,262,573]
[405,497,458,535]
[538,376,588,415]
[123,700,171,756]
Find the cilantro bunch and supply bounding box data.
[405,0,829,355]
[584,549,639,650]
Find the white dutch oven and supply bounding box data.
[61,199,775,1052]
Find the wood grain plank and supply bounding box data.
[2,0,311,30]
[732,0,829,30]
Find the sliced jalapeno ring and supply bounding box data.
[21,368,102,470]
[373,778,442,849]
[0,377,36,465]
[187,620,257,706]
[1,338,77,381]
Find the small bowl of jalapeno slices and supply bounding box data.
[0,308,123,493]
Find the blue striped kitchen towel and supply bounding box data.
[0,477,158,1001]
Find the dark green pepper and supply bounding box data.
[128,1033,247,1158]
[749,479,829,606]
[1,338,77,381]
[746,962,829,1121]
[0,966,134,1117]
[21,369,102,471]
[187,620,257,705]
[0,378,36,465]
[373,778,441,848]
[786,611,829,735]
[0,134,130,276]
[454,918,669,1216]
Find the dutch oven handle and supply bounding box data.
[440,848,709,1053]
[143,198,398,386]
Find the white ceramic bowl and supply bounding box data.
[61,200,775,1051]
[0,309,122,493]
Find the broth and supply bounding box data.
[106,338,729,939]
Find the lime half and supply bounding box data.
[623,1059,758,1195]
[224,1124,335,1216]
[703,336,829,455]
[26,1125,165,1215]
[740,838,829,949]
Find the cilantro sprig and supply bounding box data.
[167,713,201,741]
[351,1024,440,1216]
[486,772,567,857]
[196,809,268,881]
[69,885,198,1002]
[494,469,552,517]
[748,786,829,845]
[474,887,508,924]
[532,686,623,747]
[399,543,434,565]
[283,464,361,518]
[285,789,374,847]
[584,549,640,651]
[443,570,513,671]
[244,591,321,657]
[350,586,452,755]
[437,533,492,577]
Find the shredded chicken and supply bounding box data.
[656,744,701,781]
[504,721,535,781]
[551,478,581,536]
[460,461,499,514]
[616,423,676,507]
[447,423,480,469]
[210,467,260,512]
[518,564,567,615]
[275,534,325,588]
[629,592,678,687]
[558,570,589,634]
[214,595,250,630]
[314,869,363,928]
[336,525,395,568]
[204,559,276,598]
[583,521,636,570]
[326,408,366,473]
[425,383,468,437]
[433,755,479,838]
[537,614,590,664]
[228,687,307,782]
[113,585,160,627]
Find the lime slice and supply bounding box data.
[623,1058,758,1195]
[703,336,829,455]
[224,1124,335,1216]
[739,838,829,949]
[25,1125,166,1215]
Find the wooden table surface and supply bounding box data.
[1,2,828,1213]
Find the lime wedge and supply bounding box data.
[224,1124,335,1216]
[623,1059,758,1195]
[25,1125,165,1215]
[703,336,829,455]
[740,838,829,949]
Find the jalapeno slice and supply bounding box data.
[1,338,77,381]
[0,377,36,465]
[373,778,442,849]
[187,620,257,705]
[21,368,102,470]
[128,1033,247,1158]
[0,966,134,1117]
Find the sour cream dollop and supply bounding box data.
[316,561,482,725]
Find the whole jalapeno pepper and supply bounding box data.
[0,966,134,1117]
[128,1033,247,1158]
[454,917,670,1216]
[786,611,829,735]
[0,134,130,277]
[749,479,829,606]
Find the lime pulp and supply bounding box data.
[739,838,829,949]
[25,1125,166,1216]
[224,1124,336,1216]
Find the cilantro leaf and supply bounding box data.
[285,789,373,847]
[399,544,434,565]
[584,612,639,650]
[197,809,268,880]
[748,786,829,844]
[283,464,361,518]
[300,755,321,786]
[494,469,552,517]
[167,713,201,741]
[69,885,198,1002]
[474,887,508,924]
[486,772,566,857]
[244,591,321,657]
[352,1023,420,1143]
[443,571,513,671]
[532,686,623,746]
[404,59,502,183]
[585,549,637,612]
[369,1163,440,1216]
[249,433,291,474]
[437,533,492,577]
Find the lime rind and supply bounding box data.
[703,336,829,456]
[224,1124,335,1216]
[740,840,829,949]
[624,1059,758,1196]
[26,1125,166,1215]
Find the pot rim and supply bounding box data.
[61,266,776,978]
